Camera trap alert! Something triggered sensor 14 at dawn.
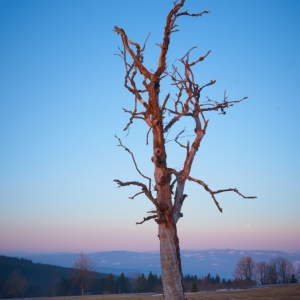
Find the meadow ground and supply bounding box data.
[35,283,300,300]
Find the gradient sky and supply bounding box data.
[1,0,300,254]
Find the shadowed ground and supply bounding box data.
[30,283,300,300]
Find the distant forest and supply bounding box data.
[0,255,236,298]
[0,255,159,297]
[1,254,298,298]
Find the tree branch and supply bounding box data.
[114,179,157,205]
[155,0,209,78]
[115,48,148,109]
[161,93,170,112]
[115,135,152,192]
[146,127,151,145]
[129,191,144,200]
[122,107,146,133]
[202,91,248,113]
[187,175,257,213]
[181,48,211,68]
[174,128,188,149]
[176,10,210,18]
[136,214,157,225]
[114,26,152,79]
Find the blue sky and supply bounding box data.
[0,0,300,253]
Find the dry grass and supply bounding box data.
[37,284,300,300]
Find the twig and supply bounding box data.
[115,135,152,192]
[187,175,257,213]
[136,215,157,225]
[129,191,144,200]
[114,179,157,205]
[146,128,151,145]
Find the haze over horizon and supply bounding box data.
[2,247,300,256]
[1,0,300,254]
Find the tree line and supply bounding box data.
[0,255,130,298]
[52,272,132,296]
[233,255,299,286]
[0,262,160,297]
[1,253,299,298]
[181,255,300,293]
[0,255,71,299]
[0,254,162,297]
[183,273,233,292]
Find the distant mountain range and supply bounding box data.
[2,249,300,279]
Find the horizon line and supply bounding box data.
[1,248,300,255]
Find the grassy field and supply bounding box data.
[38,284,300,300]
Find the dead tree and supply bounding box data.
[114,1,256,299]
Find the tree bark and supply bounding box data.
[149,82,185,299]
[156,183,184,299]
[159,220,184,299]
[156,177,184,299]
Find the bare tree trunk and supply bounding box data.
[156,181,184,299]
[155,173,184,299]
[149,81,185,299]
[159,222,184,299]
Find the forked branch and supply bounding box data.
[156,0,209,78]
[115,135,152,192]
[202,91,248,114]
[114,179,157,205]
[114,26,152,79]
[187,175,257,212]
